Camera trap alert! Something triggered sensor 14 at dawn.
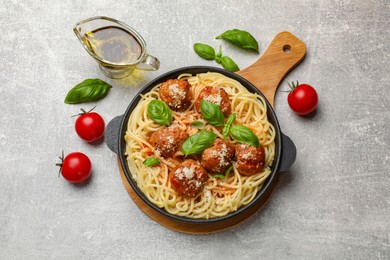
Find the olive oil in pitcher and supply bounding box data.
[83,26,143,64]
[74,16,159,78]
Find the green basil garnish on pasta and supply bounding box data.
[181,130,217,155]
[230,125,260,147]
[214,165,233,179]
[222,113,236,139]
[64,79,112,104]
[143,157,160,167]
[190,121,205,129]
[216,29,259,52]
[200,100,225,126]
[147,100,172,126]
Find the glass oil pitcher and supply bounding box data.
[74,16,160,79]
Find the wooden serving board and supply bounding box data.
[118,32,306,233]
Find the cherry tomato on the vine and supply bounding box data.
[287,81,318,115]
[75,107,105,142]
[56,152,92,183]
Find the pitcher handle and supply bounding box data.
[136,54,160,71]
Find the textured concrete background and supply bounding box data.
[0,0,389,259]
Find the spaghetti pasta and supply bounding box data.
[125,72,276,219]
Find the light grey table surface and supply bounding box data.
[1,0,389,259]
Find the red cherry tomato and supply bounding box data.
[75,109,105,142]
[287,81,318,115]
[58,152,92,183]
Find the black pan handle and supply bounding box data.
[105,115,124,154]
[279,133,297,172]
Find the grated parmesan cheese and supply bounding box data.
[154,149,161,157]
[241,152,254,160]
[204,93,222,105]
[182,166,195,179]
[218,144,230,167]
[175,165,195,180]
[188,179,202,188]
[166,136,174,149]
[204,189,212,203]
[211,150,218,157]
[169,84,186,102]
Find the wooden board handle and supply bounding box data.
[236,31,306,107]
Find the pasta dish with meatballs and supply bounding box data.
[125,72,276,219]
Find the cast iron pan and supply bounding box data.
[106,66,297,224]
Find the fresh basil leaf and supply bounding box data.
[143,157,160,167]
[226,113,236,125]
[214,165,233,179]
[222,113,236,139]
[194,43,216,60]
[200,100,225,126]
[230,125,260,147]
[221,56,240,72]
[64,79,112,104]
[147,100,172,126]
[190,121,205,129]
[215,46,223,64]
[225,165,233,176]
[216,29,259,52]
[181,130,217,155]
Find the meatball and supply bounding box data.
[148,126,188,158]
[159,79,192,111]
[170,159,208,198]
[195,86,231,117]
[235,144,265,175]
[201,139,235,174]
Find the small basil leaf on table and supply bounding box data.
[222,113,236,139]
[216,29,259,52]
[147,100,172,126]
[194,43,216,60]
[143,157,160,167]
[200,100,225,126]
[230,125,260,147]
[64,79,112,104]
[181,130,217,155]
[190,121,205,129]
[221,56,239,72]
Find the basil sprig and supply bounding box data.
[222,113,236,139]
[64,79,112,104]
[200,100,225,126]
[193,43,216,60]
[230,125,260,147]
[213,46,240,72]
[181,131,217,155]
[216,29,259,52]
[190,121,205,129]
[143,157,160,167]
[193,44,239,72]
[147,100,172,126]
